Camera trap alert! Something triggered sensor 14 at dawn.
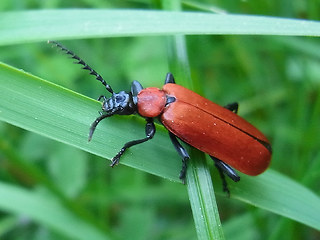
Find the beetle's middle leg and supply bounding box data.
[168,132,190,184]
[110,118,155,167]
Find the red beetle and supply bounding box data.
[50,41,272,192]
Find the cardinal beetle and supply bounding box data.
[49,41,272,193]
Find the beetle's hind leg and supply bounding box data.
[224,102,238,114]
[210,156,240,196]
[168,132,190,184]
[110,118,156,167]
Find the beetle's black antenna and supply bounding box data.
[48,40,114,94]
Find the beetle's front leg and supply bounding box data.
[98,95,108,101]
[110,118,155,167]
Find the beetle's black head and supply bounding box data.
[88,81,144,141]
[102,91,136,115]
[101,80,144,115]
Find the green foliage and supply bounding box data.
[0,1,320,239]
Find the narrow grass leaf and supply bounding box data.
[0,182,108,240]
[1,62,319,231]
[187,151,225,239]
[223,169,320,230]
[1,10,320,46]
[163,5,224,235]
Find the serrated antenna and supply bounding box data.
[48,40,114,94]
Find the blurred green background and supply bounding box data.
[0,0,320,239]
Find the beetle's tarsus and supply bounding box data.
[110,148,125,167]
[180,177,186,185]
[215,165,231,197]
[179,156,189,184]
[110,156,120,167]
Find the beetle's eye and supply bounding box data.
[115,95,124,103]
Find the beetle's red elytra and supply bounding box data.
[49,40,272,194]
[160,83,271,176]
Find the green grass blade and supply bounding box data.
[0,182,108,240]
[167,39,225,237]
[163,1,225,234]
[0,60,320,232]
[1,10,320,46]
[228,169,320,230]
[187,151,225,239]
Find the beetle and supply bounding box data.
[49,41,272,193]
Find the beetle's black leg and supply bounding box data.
[165,72,175,84]
[168,132,190,184]
[210,156,240,182]
[88,113,115,141]
[210,156,240,196]
[215,165,230,197]
[131,81,143,96]
[110,118,155,167]
[131,81,143,105]
[98,95,108,101]
[224,102,238,114]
